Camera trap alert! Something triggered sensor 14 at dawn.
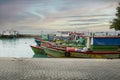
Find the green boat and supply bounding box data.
[31,32,120,58]
[41,44,120,58]
[42,46,66,58]
[41,46,92,58]
[39,35,120,58]
[31,45,48,58]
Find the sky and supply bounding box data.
[0,0,120,34]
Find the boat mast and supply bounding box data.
[86,36,91,49]
[86,32,91,49]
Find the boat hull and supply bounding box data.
[32,35,120,58]
[70,52,120,58]
[42,46,120,58]
[43,47,66,58]
[31,46,48,58]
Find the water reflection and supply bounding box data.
[1,38,17,48]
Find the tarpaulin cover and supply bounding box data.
[93,37,120,45]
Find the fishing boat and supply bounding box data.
[1,29,19,38]
[41,37,120,58]
[32,33,76,57]
[31,31,120,58]
[31,32,86,57]
[30,45,48,58]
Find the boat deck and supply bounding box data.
[0,58,120,80]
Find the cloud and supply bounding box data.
[0,0,119,33]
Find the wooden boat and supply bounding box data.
[43,36,120,58]
[69,50,120,58]
[30,45,48,58]
[31,31,120,58]
[40,44,120,58]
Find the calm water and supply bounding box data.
[0,38,36,58]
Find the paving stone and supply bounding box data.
[0,58,120,80]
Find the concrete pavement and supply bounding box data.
[0,58,120,80]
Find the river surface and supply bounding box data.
[0,38,36,58]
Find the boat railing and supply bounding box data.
[90,31,120,37]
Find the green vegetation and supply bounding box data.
[110,3,120,30]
